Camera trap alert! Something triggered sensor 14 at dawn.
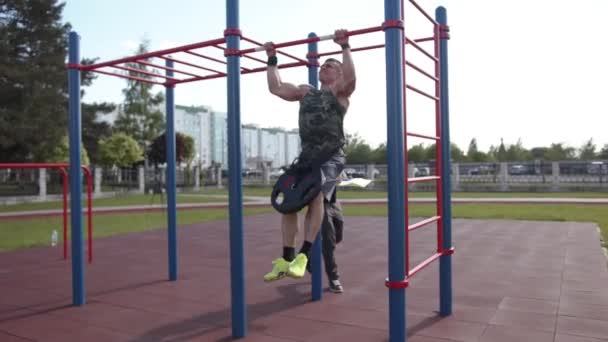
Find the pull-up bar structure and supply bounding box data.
[66,0,453,341]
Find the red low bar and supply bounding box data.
[111,65,181,82]
[406,132,439,140]
[405,61,438,82]
[159,56,226,76]
[408,216,440,232]
[173,72,227,85]
[409,252,442,277]
[242,61,309,75]
[408,0,439,25]
[317,43,385,58]
[135,60,207,79]
[241,36,307,64]
[90,69,167,85]
[240,24,386,55]
[406,84,439,101]
[81,37,226,71]
[408,176,440,184]
[212,45,267,65]
[405,37,438,63]
[413,36,435,43]
[183,50,250,72]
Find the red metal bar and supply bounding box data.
[183,50,250,72]
[83,167,93,263]
[172,72,228,85]
[90,69,167,85]
[413,37,435,43]
[241,36,307,64]
[242,61,309,74]
[60,167,68,260]
[400,9,410,275]
[433,23,444,252]
[317,43,385,58]
[408,216,440,232]
[135,59,207,79]
[409,252,442,277]
[80,37,226,70]
[212,45,268,65]
[111,65,181,82]
[240,24,386,55]
[159,56,226,76]
[407,132,439,140]
[408,0,439,25]
[405,61,438,82]
[408,176,440,184]
[405,37,438,63]
[406,84,439,101]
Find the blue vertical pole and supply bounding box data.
[226,0,246,338]
[68,31,85,306]
[384,0,406,341]
[307,33,322,302]
[437,6,453,317]
[165,59,178,281]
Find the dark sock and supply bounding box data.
[299,241,313,256]
[283,247,295,262]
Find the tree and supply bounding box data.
[47,135,90,165]
[599,144,608,160]
[82,102,115,164]
[506,138,532,161]
[147,132,195,166]
[370,143,387,164]
[466,138,488,162]
[496,138,508,162]
[530,147,548,160]
[450,143,466,162]
[579,138,596,160]
[98,133,144,168]
[343,133,373,164]
[0,0,96,162]
[113,40,165,148]
[545,143,576,161]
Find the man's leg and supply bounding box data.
[264,212,299,282]
[287,192,324,278]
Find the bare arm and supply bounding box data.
[333,29,356,97]
[265,42,310,101]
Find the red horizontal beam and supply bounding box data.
[317,43,385,58]
[406,84,439,101]
[408,0,439,25]
[405,37,438,63]
[408,252,442,277]
[407,132,439,140]
[408,176,440,184]
[81,37,226,70]
[111,65,181,82]
[135,59,207,79]
[413,36,435,43]
[241,36,307,64]
[212,45,267,65]
[159,56,226,76]
[405,61,438,82]
[173,72,227,85]
[183,50,250,72]
[242,61,309,75]
[89,69,167,85]
[408,216,440,232]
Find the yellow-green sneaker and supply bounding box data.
[287,253,308,279]
[263,258,290,282]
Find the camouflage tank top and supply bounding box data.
[298,88,347,163]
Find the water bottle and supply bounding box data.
[51,230,58,247]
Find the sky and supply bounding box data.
[61,0,608,153]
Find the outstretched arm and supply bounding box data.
[333,29,356,97]
[265,42,310,101]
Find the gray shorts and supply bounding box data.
[320,154,345,202]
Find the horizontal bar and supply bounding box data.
[159,55,226,76]
[408,252,442,277]
[136,59,207,79]
[317,43,385,58]
[243,24,385,54]
[408,216,440,232]
[408,0,439,25]
[242,61,309,75]
[183,50,250,72]
[405,61,438,82]
[241,36,307,64]
[173,72,227,85]
[211,45,267,65]
[406,84,439,101]
[406,132,439,140]
[413,36,435,43]
[112,65,181,82]
[90,69,167,85]
[82,37,226,70]
[405,37,438,63]
[408,176,440,184]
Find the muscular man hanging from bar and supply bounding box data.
[263,29,357,282]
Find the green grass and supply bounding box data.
[1,202,606,252]
[0,194,226,213]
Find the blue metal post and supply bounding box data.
[384,0,407,341]
[437,6,453,317]
[165,59,178,281]
[68,31,85,306]
[226,0,246,338]
[307,33,322,302]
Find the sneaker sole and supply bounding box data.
[264,272,286,282]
